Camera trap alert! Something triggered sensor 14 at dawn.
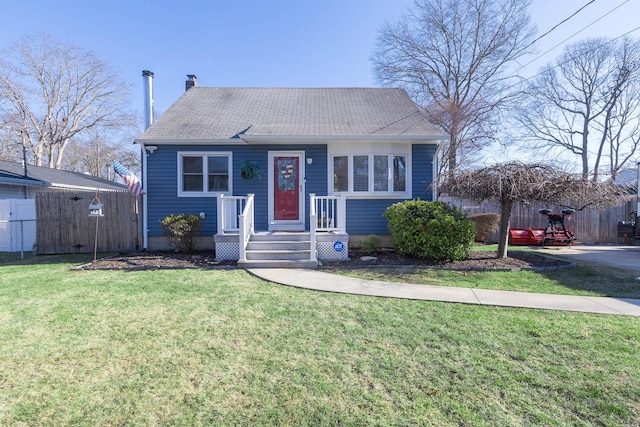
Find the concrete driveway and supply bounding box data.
[532,244,640,274]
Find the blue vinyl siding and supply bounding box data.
[345,199,404,235]
[146,144,326,236]
[146,143,436,237]
[412,144,437,200]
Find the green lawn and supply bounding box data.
[0,255,639,426]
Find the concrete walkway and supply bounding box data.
[533,244,640,274]
[248,268,640,316]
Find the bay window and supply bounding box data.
[331,151,409,196]
[353,155,369,192]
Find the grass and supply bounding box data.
[331,245,640,299]
[0,251,35,264]
[0,255,639,426]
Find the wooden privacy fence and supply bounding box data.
[440,196,636,244]
[36,191,141,255]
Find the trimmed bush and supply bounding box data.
[160,214,203,253]
[383,200,475,262]
[469,213,500,243]
[359,234,382,254]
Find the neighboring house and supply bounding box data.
[0,160,127,254]
[135,75,446,267]
[614,167,639,189]
[0,159,127,199]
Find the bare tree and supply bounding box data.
[0,116,20,163]
[62,129,139,179]
[603,39,640,180]
[372,0,536,175]
[440,162,623,258]
[517,37,640,181]
[0,34,136,169]
[606,79,640,180]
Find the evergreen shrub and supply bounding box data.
[383,200,474,261]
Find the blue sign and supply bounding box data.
[333,241,345,252]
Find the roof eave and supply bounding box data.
[48,183,128,192]
[240,134,444,144]
[0,177,47,187]
[135,135,445,145]
[134,138,247,145]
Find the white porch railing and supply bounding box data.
[310,194,346,262]
[310,194,346,233]
[310,194,318,263]
[217,193,344,263]
[216,194,250,234]
[238,194,255,262]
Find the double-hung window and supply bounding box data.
[331,147,409,197]
[178,152,232,197]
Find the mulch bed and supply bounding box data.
[81,249,573,271]
[321,249,573,271]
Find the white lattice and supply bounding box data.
[317,241,349,261]
[215,242,239,261]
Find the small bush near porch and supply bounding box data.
[160,213,204,253]
[0,256,638,426]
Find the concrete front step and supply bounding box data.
[241,232,316,267]
[238,259,319,269]
[214,231,348,264]
[245,249,311,261]
[246,241,311,251]
[250,232,310,242]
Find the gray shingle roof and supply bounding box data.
[136,87,444,142]
[0,160,128,191]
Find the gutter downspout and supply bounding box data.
[432,139,445,201]
[141,143,149,250]
[141,70,154,250]
[636,161,640,221]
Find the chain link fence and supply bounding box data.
[0,219,37,263]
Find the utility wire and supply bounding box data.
[521,0,597,54]
[518,24,640,87]
[517,0,630,73]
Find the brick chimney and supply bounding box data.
[186,74,198,91]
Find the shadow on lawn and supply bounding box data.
[535,260,640,299]
[0,253,106,266]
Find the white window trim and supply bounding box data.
[328,143,411,199]
[177,151,233,197]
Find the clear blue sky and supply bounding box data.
[1,0,637,122]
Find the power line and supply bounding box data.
[519,24,640,86]
[517,0,631,72]
[521,0,597,53]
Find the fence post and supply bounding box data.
[19,219,24,260]
[337,195,346,233]
[216,194,224,235]
[309,194,317,262]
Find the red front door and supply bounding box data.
[269,151,305,231]
[273,156,300,221]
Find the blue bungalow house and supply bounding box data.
[135,75,445,267]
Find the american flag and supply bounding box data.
[112,160,145,196]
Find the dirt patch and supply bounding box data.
[82,249,572,271]
[81,251,232,270]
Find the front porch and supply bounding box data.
[214,194,349,268]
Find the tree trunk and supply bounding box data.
[496,199,513,259]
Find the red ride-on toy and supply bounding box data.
[508,208,576,246]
